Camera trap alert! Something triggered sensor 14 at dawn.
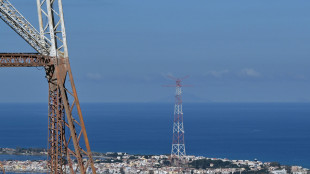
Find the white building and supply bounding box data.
[271,169,287,174]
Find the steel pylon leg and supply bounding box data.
[48,83,66,173]
[0,162,5,174]
[45,60,96,174]
[0,0,97,172]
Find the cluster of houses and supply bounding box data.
[0,152,308,173]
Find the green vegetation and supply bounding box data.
[143,155,154,159]
[16,147,46,153]
[106,152,119,157]
[0,147,46,155]
[235,170,269,174]
[270,162,281,167]
[162,160,171,166]
[129,156,138,160]
[101,159,122,163]
[189,159,239,169]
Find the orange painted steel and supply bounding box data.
[0,53,96,173]
[0,162,4,174]
[0,0,97,172]
[0,53,53,67]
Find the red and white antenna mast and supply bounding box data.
[164,75,190,159]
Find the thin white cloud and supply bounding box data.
[206,70,229,78]
[293,74,307,80]
[86,73,103,81]
[239,68,261,78]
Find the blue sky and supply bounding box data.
[1,0,310,102]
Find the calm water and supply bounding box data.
[0,103,309,168]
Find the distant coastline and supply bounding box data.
[1,103,310,168]
[0,147,309,174]
[0,147,47,156]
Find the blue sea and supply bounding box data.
[0,103,310,169]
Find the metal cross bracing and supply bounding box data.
[0,0,96,173]
[172,83,186,157]
[164,76,190,159]
[0,53,53,67]
[171,79,186,157]
[0,0,49,53]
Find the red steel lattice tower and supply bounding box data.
[165,76,189,158]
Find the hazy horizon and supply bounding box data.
[1,0,310,103]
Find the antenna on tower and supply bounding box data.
[163,75,191,165]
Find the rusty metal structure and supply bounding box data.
[0,0,96,173]
[0,162,4,174]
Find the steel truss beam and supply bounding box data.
[0,53,53,67]
[0,0,50,54]
[0,53,97,173]
[0,0,96,173]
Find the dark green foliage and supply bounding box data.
[14,147,46,154]
[129,156,137,159]
[144,155,154,159]
[189,159,239,169]
[237,169,269,174]
[154,163,161,168]
[99,159,122,163]
[106,152,118,157]
[162,160,171,166]
[270,162,281,167]
[284,165,291,173]
[120,167,125,174]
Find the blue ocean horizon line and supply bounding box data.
[1,101,310,104]
[0,103,309,167]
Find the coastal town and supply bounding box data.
[0,148,309,174]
